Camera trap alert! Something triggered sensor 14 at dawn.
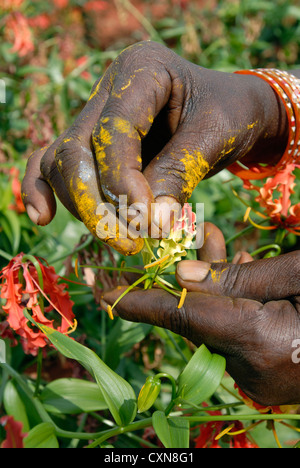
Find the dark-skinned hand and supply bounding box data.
[101,222,300,407]
[21,41,289,255]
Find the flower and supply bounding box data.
[194,405,258,448]
[143,203,197,274]
[0,253,75,356]
[83,0,108,12]
[9,167,26,214]
[76,56,92,81]
[0,415,27,448]
[137,376,161,413]
[234,384,300,415]
[0,0,24,11]
[5,12,34,57]
[242,164,300,234]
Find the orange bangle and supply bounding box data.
[227,68,300,180]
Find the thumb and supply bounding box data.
[176,251,300,302]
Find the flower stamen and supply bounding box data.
[177,288,187,309]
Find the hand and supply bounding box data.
[21,41,288,255]
[102,223,300,407]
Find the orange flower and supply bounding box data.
[0,0,24,11]
[9,167,25,214]
[0,416,26,448]
[83,1,108,12]
[244,163,300,234]
[234,384,300,415]
[0,253,75,356]
[53,0,69,8]
[5,12,34,57]
[194,405,258,448]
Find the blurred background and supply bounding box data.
[1,0,300,264]
[1,1,300,448]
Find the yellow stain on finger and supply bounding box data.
[209,266,228,283]
[180,149,210,199]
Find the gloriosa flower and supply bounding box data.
[142,203,197,274]
[9,167,26,214]
[0,253,75,356]
[235,384,300,415]
[243,163,300,234]
[0,415,26,449]
[194,405,258,448]
[106,204,197,318]
[5,12,34,57]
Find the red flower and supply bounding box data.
[234,384,300,415]
[76,56,92,81]
[28,14,51,30]
[9,167,26,214]
[83,1,108,12]
[0,253,75,356]
[53,0,69,8]
[0,0,24,11]
[193,404,258,448]
[5,12,34,57]
[244,163,300,234]
[0,416,26,448]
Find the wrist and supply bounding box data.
[241,74,289,166]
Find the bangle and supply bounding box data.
[226,69,300,234]
[227,68,300,180]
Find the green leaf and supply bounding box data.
[105,319,152,369]
[3,381,30,433]
[32,321,137,426]
[152,411,189,448]
[24,422,59,448]
[39,378,109,414]
[177,344,226,405]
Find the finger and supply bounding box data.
[91,44,182,231]
[197,222,227,263]
[101,286,263,352]
[176,251,300,302]
[232,251,254,264]
[42,72,143,255]
[21,147,57,226]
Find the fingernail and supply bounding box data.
[151,196,181,237]
[177,260,211,283]
[26,204,40,225]
[232,252,242,264]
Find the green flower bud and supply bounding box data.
[137,376,161,413]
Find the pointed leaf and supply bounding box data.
[177,344,226,405]
[40,378,109,414]
[34,323,137,426]
[24,422,59,448]
[3,381,30,432]
[152,411,189,448]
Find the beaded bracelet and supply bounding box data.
[226,69,300,233]
[227,68,300,180]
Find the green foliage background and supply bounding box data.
[1,0,300,448]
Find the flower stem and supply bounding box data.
[33,347,43,397]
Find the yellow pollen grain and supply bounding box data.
[210,267,228,283]
[247,121,258,130]
[99,125,112,146]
